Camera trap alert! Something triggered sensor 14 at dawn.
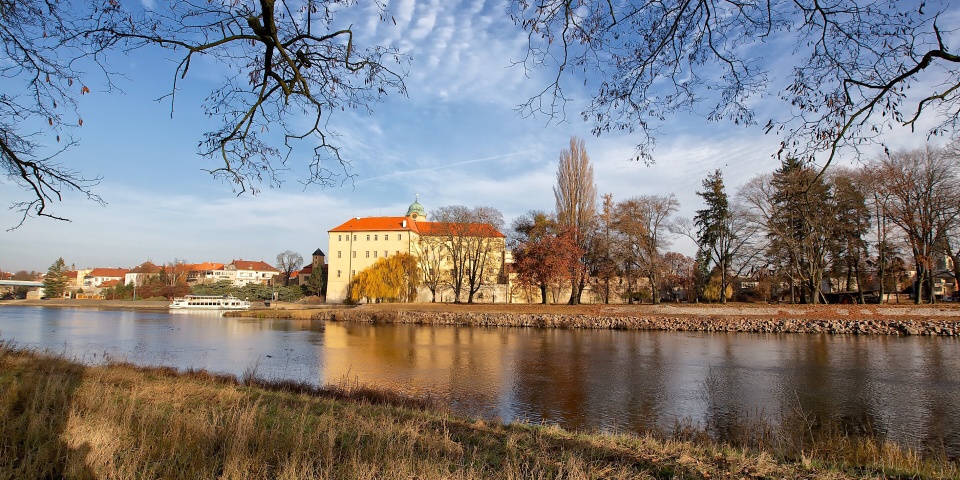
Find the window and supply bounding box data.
[373,251,378,258]
[366,235,370,241]
[338,235,341,241]
[352,270,355,277]
[384,251,388,258]
[337,270,341,278]
[337,251,341,258]
[397,234,401,240]
[353,235,357,241]
[396,251,399,255]
[366,251,370,258]
[352,251,356,258]
[374,234,378,241]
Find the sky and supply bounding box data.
[0,0,953,273]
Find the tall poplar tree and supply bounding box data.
[554,136,597,304]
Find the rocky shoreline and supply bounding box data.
[303,308,960,336]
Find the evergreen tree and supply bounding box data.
[768,158,835,303]
[694,169,732,303]
[42,258,68,298]
[305,265,325,297]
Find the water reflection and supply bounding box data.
[1,306,958,456]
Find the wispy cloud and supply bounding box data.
[354,150,534,185]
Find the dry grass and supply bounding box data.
[0,343,954,479]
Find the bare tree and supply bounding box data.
[3,1,407,226]
[275,250,304,286]
[93,0,407,194]
[511,0,959,167]
[553,136,597,304]
[1,0,112,226]
[873,145,960,303]
[416,234,447,303]
[614,194,679,304]
[429,205,505,303]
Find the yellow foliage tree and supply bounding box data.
[349,253,422,303]
[702,269,733,302]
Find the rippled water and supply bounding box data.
[2,306,958,456]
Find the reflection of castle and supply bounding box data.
[325,197,506,303]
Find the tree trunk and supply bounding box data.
[540,283,548,304]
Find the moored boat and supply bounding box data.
[168,295,251,310]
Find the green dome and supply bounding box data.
[406,196,426,219]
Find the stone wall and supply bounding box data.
[310,309,959,336]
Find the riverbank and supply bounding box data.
[1,344,952,479]
[237,303,960,336]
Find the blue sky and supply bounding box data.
[0,0,950,273]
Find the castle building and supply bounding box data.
[325,198,506,303]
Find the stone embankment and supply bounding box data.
[305,308,960,336]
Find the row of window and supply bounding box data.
[336,250,401,259]
[336,234,403,242]
[335,270,356,278]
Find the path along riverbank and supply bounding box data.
[237,303,960,336]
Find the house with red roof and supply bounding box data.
[326,197,506,303]
[84,268,129,289]
[125,262,163,286]
[222,259,280,286]
[184,262,226,284]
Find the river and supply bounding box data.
[1,306,958,457]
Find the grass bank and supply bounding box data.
[2,345,955,479]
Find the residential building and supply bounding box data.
[84,268,129,289]
[223,260,280,286]
[125,262,163,286]
[185,262,226,284]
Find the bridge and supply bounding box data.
[0,280,43,287]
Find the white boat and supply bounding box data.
[168,295,251,310]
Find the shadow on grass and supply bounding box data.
[0,345,96,479]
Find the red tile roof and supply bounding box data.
[98,279,120,288]
[128,262,162,274]
[231,260,278,272]
[418,222,505,238]
[329,217,503,238]
[187,262,225,272]
[89,268,128,278]
[329,216,422,234]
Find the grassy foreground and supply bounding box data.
[0,345,954,480]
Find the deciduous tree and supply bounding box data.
[3,0,407,226]
[430,205,505,303]
[553,136,597,304]
[98,0,408,194]
[512,0,959,168]
[1,0,111,225]
[510,211,579,304]
[275,250,304,286]
[349,253,421,303]
[613,195,678,304]
[872,144,960,303]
